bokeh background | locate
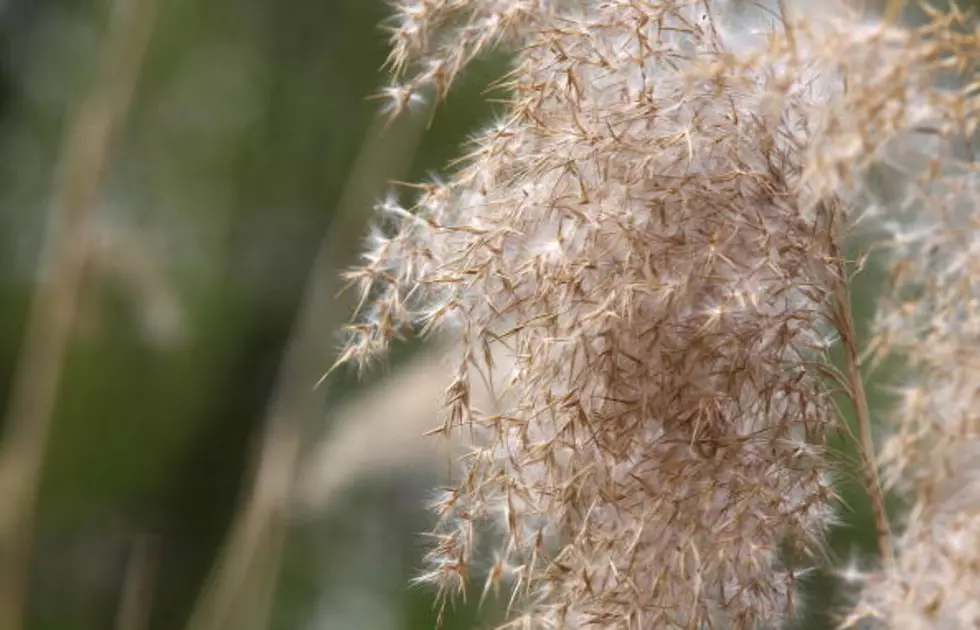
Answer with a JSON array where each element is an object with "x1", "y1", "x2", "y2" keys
[{"x1": 0, "y1": 0, "x2": 965, "y2": 629}]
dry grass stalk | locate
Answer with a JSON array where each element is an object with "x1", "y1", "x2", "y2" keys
[
  {"x1": 0, "y1": 0, "x2": 160, "y2": 626},
  {"x1": 296, "y1": 343, "x2": 483, "y2": 512},
  {"x1": 329, "y1": 0, "x2": 980, "y2": 628},
  {"x1": 184, "y1": 99, "x2": 434, "y2": 630},
  {"x1": 114, "y1": 534, "x2": 160, "y2": 630},
  {"x1": 837, "y1": 10, "x2": 980, "y2": 629}
]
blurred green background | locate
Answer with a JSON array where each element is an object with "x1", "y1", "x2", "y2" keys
[
  {"x1": 0, "y1": 0, "x2": 967, "y2": 629},
  {"x1": 0, "y1": 1, "x2": 508, "y2": 628}
]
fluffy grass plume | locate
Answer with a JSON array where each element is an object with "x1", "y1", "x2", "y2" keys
[{"x1": 332, "y1": 0, "x2": 980, "y2": 628}]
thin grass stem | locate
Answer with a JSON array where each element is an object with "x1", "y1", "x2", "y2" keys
[{"x1": 0, "y1": 0, "x2": 160, "y2": 626}]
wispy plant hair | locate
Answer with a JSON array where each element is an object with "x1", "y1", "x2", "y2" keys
[{"x1": 333, "y1": 1, "x2": 980, "y2": 628}]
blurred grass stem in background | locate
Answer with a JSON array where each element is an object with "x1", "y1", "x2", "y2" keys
[
  {"x1": 114, "y1": 534, "x2": 160, "y2": 630},
  {"x1": 0, "y1": 0, "x2": 161, "y2": 627},
  {"x1": 184, "y1": 95, "x2": 435, "y2": 630}
]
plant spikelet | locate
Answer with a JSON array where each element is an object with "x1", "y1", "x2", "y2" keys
[
  {"x1": 336, "y1": 0, "x2": 980, "y2": 628},
  {"x1": 839, "y1": 9, "x2": 980, "y2": 629}
]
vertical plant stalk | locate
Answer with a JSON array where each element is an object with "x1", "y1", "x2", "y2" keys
[
  {"x1": 0, "y1": 0, "x2": 160, "y2": 627},
  {"x1": 883, "y1": 0, "x2": 905, "y2": 23},
  {"x1": 184, "y1": 98, "x2": 434, "y2": 630},
  {"x1": 835, "y1": 271, "x2": 894, "y2": 565},
  {"x1": 114, "y1": 534, "x2": 160, "y2": 630}
]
